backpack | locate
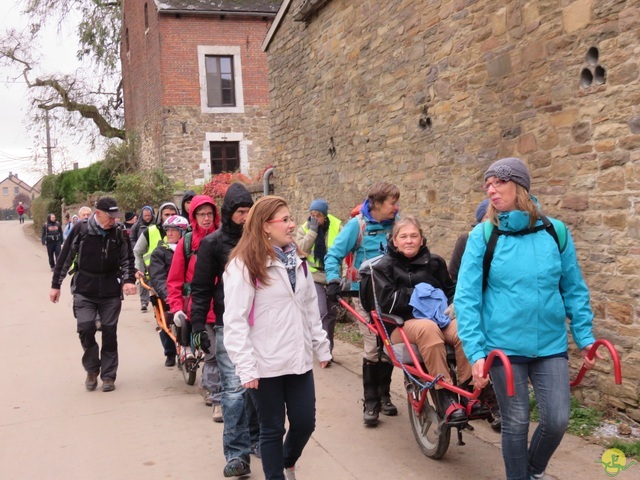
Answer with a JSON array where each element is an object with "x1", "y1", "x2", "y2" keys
[
  {"x1": 69, "y1": 221, "x2": 124, "y2": 275},
  {"x1": 181, "y1": 231, "x2": 197, "y2": 296},
  {"x1": 343, "y1": 214, "x2": 388, "y2": 285},
  {"x1": 357, "y1": 255, "x2": 385, "y2": 313},
  {"x1": 482, "y1": 214, "x2": 567, "y2": 290}
]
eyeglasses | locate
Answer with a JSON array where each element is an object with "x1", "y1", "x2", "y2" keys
[
  {"x1": 482, "y1": 179, "x2": 507, "y2": 191},
  {"x1": 195, "y1": 212, "x2": 215, "y2": 218},
  {"x1": 267, "y1": 216, "x2": 295, "y2": 224}
]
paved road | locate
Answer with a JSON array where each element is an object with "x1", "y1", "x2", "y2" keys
[{"x1": 0, "y1": 220, "x2": 610, "y2": 479}]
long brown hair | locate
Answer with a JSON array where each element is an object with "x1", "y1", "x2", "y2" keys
[
  {"x1": 487, "y1": 184, "x2": 540, "y2": 228},
  {"x1": 227, "y1": 195, "x2": 292, "y2": 287}
]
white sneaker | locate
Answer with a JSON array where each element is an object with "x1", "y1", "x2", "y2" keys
[{"x1": 284, "y1": 466, "x2": 296, "y2": 480}]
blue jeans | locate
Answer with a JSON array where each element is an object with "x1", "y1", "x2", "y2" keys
[
  {"x1": 249, "y1": 370, "x2": 316, "y2": 480},
  {"x1": 491, "y1": 357, "x2": 570, "y2": 480},
  {"x1": 215, "y1": 326, "x2": 251, "y2": 463},
  {"x1": 201, "y1": 324, "x2": 222, "y2": 404}
]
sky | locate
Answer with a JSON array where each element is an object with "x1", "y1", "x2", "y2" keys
[{"x1": 0, "y1": 1, "x2": 104, "y2": 186}]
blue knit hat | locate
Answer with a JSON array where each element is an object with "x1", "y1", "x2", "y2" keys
[
  {"x1": 475, "y1": 199, "x2": 490, "y2": 224},
  {"x1": 309, "y1": 198, "x2": 329, "y2": 216}
]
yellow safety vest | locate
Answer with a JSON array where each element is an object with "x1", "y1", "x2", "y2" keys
[
  {"x1": 302, "y1": 214, "x2": 341, "y2": 273},
  {"x1": 142, "y1": 225, "x2": 164, "y2": 267}
]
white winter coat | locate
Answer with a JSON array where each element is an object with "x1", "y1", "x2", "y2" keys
[{"x1": 223, "y1": 255, "x2": 332, "y2": 385}]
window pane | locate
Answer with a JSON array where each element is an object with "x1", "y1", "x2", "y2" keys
[
  {"x1": 205, "y1": 55, "x2": 235, "y2": 107},
  {"x1": 220, "y1": 57, "x2": 232, "y2": 74}
]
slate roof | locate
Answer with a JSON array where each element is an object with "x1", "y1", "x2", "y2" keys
[{"x1": 156, "y1": 0, "x2": 281, "y2": 14}]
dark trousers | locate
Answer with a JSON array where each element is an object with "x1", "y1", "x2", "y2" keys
[
  {"x1": 159, "y1": 330, "x2": 177, "y2": 357},
  {"x1": 73, "y1": 294, "x2": 122, "y2": 380},
  {"x1": 249, "y1": 370, "x2": 316, "y2": 480},
  {"x1": 46, "y1": 241, "x2": 61, "y2": 268}
]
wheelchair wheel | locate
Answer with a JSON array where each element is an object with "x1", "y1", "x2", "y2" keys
[
  {"x1": 407, "y1": 390, "x2": 451, "y2": 459},
  {"x1": 182, "y1": 357, "x2": 197, "y2": 386}
]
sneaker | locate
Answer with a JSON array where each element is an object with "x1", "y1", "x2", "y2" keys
[
  {"x1": 380, "y1": 396, "x2": 398, "y2": 416},
  {"x1": 102, "y1": 378, "x2": 116, "y2": 392},
  {"x1": 250, "y1": 442, "x2": 261, "y2": 459},
  {"x1": 223, "y1": 458, "x2": 250, "y2": 477},
  {"x1": 141, "y1": 305, "x2": 148, "y2": 312},
  {"x1": 164, "y1": 355, "x2": 176, "y2": 367},
  {"x1": 284, "y1": 466, "x2": 297, "y2": 480},
  {"x1": 212, "y1": 404, "x2": 224, "y2": 423},
  {"x1": 85, "y1": 372, "x2": 98, "y2": 391}
]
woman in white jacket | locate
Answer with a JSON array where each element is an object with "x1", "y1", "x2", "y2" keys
[{"x1": 223, "y1": 195, "x2": 331, "y2": 480}]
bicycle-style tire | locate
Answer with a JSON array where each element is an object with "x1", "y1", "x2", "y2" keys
[
  {"x1": 407, "y1": 388, "x2": 451, "y2": 459},
  {"x1": 182, "y1": 358, "x2": 197, "y2": 385}
]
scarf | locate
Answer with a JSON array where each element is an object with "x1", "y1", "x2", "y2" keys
[
  {"x1": 313, "y1": 217, "x2": 329, "y2": 269},
  {"x1": 274, "y1": 243, "x2": 298, "y2": 292}
]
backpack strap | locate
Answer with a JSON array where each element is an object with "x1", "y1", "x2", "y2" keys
[{"x1": 482, "y1": 215, "x2": 568, "y2": 290}]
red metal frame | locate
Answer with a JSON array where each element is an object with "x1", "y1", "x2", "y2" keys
[{"x1": 570, "y1": 339, "x2": 622, "y2": 387}]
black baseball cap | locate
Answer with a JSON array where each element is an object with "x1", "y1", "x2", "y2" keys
[{"x1": 95, "y1": 197, "x2": 122, "y2": 218}]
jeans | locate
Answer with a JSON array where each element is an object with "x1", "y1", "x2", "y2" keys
[
  {"x1": 74, "y1": 294, "x2": 122, "y2": 380},
  {"x1": 215, "y1": 326, "x2": 251, "y2": 463},
  {"x1": 490, "y1": 357, "x2": 570, "y2": 480},
  {"x1": 314, "y1": 282, "x2": 338, "y2": 353},
  {"x1": 201, "y1": 324, "x2": 222, "y2": 404},
  {"x1": 249, "y1": 370, "x2": 316, "y2": 480}
]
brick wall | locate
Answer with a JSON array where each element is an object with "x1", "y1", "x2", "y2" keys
[
  {"x1": 267, "y1": 0, "x2": 640, "y2": 419},
  {"x1": 122, "y1": 2, "x2": 274, "y2": 184}
]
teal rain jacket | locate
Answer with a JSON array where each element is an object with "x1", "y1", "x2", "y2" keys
[{"x1": 455, "y1": 209, "x2": 595, "y2": 365}]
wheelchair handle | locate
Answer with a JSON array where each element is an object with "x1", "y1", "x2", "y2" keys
[{"x1": 570, "y1": 339, "x2": 621, "y2": 387}]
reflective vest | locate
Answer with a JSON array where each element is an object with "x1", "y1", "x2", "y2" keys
[
  {"x1": 143, "y1": 225, "x2": 164, "y2": 267},
  {"x1": 302, "y1": 213, "x2": 341, "y2": 273}
]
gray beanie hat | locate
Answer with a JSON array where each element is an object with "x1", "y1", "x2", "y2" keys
[{"x1": 484, "y1": 157, "x2": 531, "y2": 191}]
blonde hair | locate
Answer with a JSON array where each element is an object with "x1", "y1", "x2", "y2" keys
[
  {"x1": 487, "y1": 184, "x2": 539, "y2": 228},
  {"x1": 228, "y1": 196, "x2": 300, "y2": 287},
  {"x1": 392, "y1": 215, "x2": 424, "y2": 239}
]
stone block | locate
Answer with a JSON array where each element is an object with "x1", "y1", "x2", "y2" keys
[
  {"x1": 608, "y1": 62, "x2": 639, "y2": 86},
  {"x1": 599, "y1": 150, "x2": 630, "y2": 170},
  {"x1": 562, "y1": 194, "x2": 589, "y2": 211},
  {"x1": 518, "y1": 133, "x2": 537, "y2": 154},
  {"x1": 571, "y1": 121, "x2": 592, "y2": 143},
  {"x1": 522, "y1": 40, "x2": 546, "y2": 64},
  {"x1": 562, "y1": 0, "x2": 592, "y2": 33},
  {"x1": 486, "y1": 53, "x2": 512, "y2": 78},
  {"x1": 549, "y1": 109, "x2": 579, "y2": 127},
  {"x1": 619, "y1": 135, "x2": 640, "y2": 150}
]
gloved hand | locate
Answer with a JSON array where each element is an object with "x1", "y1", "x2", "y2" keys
[
  {"x1": 174, "y1": 310, "x2": 187, "y2": 327},
  {"x1": 307, "y1": 216, "x2": 319, "y2": 233},
  {"x1": 326, "y1": 280, "x2": 342, "y2": 302},
  {"x1": 192, "y1": 331, "x2": 211, "y2": 354},
  {"x1": 444, "y1": 303, "x2": 456, "y2": 320}
]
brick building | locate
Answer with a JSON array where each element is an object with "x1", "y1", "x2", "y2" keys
[
  {"x1": 0, "y1": 173, "x2": 36, "y2": 211},
  {"x1": 121, "y1": 0, "x2": 279, "y2": 185},
  {"x1": 264, "y1": 0, "x2": 640, "y2": 418}
]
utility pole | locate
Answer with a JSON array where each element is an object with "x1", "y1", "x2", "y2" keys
[{"x1": 44, "y1": 110, "x2": 53, "y2": 175}]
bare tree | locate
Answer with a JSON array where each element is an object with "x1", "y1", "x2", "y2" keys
[{"x1": 0, "y1": 0, "x2": 125, "y2": 140}]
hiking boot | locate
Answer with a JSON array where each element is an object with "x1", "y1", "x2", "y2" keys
[
  {"x1": 284, "y1": 466, "x2": 297, "y2": 480},
  {"x1": 435, "y1": 388, "x2": 467, "y2": 424},
  {"x1": 363, "y1": 400, "x2": 380, "y2": 426},
  {"x1": 102, "y1": 378, "x2": 116, "y2": 392},
  {"x1": 250, "y1": 442, "x2": 261, "y2": 459},
  {"x1": 380, "y1": 395, "x2": 398, "y2": 416},
  {"x1": 141, "y1": 305, "x2": 148, "y2": 312},
  {"x1": 212, "y1": 404, "x2": 224, "y2": 423},
  {"x1": 85, "y1": 372, "x2": 98, "y2": 391},
  {"x1": 164, "y1": 355, "x2": 176, "y2": 367},
  {"x1": 223, "y1": 458, "x2": 250, "y2": 477}
]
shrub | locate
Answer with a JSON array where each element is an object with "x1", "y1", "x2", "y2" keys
[
  {"x1": 113, "y1": 168, "x2": 175, "y2": 212},
  {"x1": 30, "y1": 196, "x2": 61, "y2": 235},
  {"x1": 202, "y1": 172, "x2": 252, "y2": 201}
]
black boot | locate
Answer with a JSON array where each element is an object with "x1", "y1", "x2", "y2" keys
[
  {"x1": 362, "y1": 360, "x2": 380, "y2": 426},
  {"x1": 434, "y1": 388, "x2": 467, "y2": 424},
  {"x1": 378, "y1": 361, "x2": 398, "y2": 416}
]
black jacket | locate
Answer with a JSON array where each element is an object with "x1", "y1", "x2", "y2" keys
[
  {"x1": 42, "y1": 217, "x2": 62, "y2": 245},
  {"x1": 148, "y1": 240, "x2": 174, "y2": 302},
  {"x1": 372, "y1": 239, "x2": 455, "y2": 320},
  {"x1": 51, "y1": 215, "x2": 136, "y2": 298},
  {"x1": 190, "y1": 183, "x2": 253, "y2": 330}
]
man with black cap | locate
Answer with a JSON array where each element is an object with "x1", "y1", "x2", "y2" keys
[{"x1": 50, "y1": 196, "x2": 137, "y2": 392}]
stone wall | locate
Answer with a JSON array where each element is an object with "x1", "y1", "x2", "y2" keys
[{"x1": 267, "y1": 0, "x2": 640, "y2": 418}]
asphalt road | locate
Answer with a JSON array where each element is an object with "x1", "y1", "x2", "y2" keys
[{"x1": 0, "y1": 220, "x2": 611, "y2": 479}]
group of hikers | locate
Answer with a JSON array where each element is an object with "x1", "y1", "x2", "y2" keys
[{"x1": 46, "y1": 156, "x2": 599, "y2": 480}]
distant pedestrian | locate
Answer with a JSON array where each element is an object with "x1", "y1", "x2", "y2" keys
[
  {"x1": 181, "y1": 190, "x2": 196, "y2": 221},
  {"x1": 130, "y1": 206, "x2": 156, "y2": 311},
  {"x1": 49, "y1": 197, "x2": 137, "y2": 393},
  {"x1": 123, "y1": 211, "x2": 137, "y2": 237},
  {"x1": 63, "y1": 215, "x2": 80, "y2": 242},
  {"x1": 41, "y1": 213, "x2": 62, "y2": 272},
  {"x1": 78, "y1": 206, "x2": 92, "y2": 221},
  {"x1": 16, "y1": 202, "x2": 25, "y2": 224}
]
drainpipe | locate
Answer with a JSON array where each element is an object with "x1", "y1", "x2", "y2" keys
[{"x1": 263, "y1": 167, "x2": 274, "y2": 196}]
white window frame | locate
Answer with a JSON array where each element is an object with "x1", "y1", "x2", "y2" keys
[
  {"x1": 197, "y1": 131, "x2": 252, "y2": 185},
  {"x1": 197, "y1": 46, "x2": 245, "y2": 114},
  {"x1": 2, "y1": 187, "x2": 8, "y2": 196}
]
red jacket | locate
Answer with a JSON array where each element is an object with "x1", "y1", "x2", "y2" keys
[
  {"x1": 17, "y1": 205, "x2": 25, "y2": 215},
  {"x1": 167, "y1": 195, "x2": 219, "y2": 323}
]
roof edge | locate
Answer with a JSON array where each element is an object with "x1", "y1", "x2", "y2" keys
[{"x1": 262, "y1": 0, "x2": 292, "y2": 52}]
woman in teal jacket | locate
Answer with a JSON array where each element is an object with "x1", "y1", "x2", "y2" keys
[
  {"x1": 325, "y1": 181, "x2": 400, "y2": 427},
  {"x1": 455, "y1": 157, "x2": 598, "y2": 480}
]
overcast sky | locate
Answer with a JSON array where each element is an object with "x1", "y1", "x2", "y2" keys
[{"x1": 0, "y1": 1, "x2": 103, "y2": 186}]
